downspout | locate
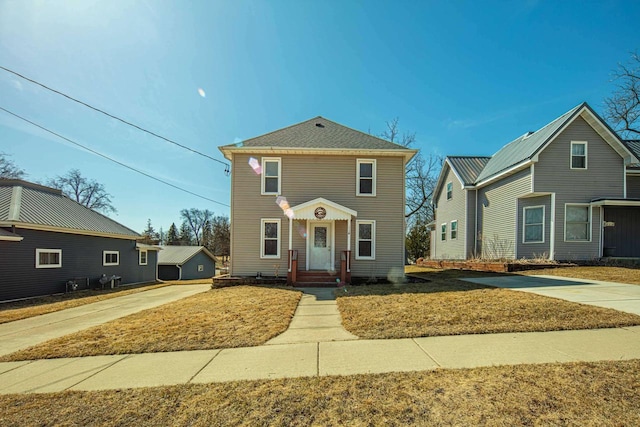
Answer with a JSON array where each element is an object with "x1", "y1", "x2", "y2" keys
[
  {"x1": 549, "y1": 193, "x2": 556, "y2": 260},
  {"x1": 474, "y1": 189, "x2": 478, "y2": 257},
  {"x1": 177, "y1": 264, "x2": 182, "y2": 280}
]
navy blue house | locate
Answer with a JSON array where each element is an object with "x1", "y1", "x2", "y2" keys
[{"x1": 0, "y1": 179, "x2": 160, "y2": 301}]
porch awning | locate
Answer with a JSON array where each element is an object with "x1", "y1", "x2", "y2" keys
[
  {"x1": 291, "y1": 197, "x2": 357, "y2": 220},
  {"x1": 591, "y1": 198, "x2": 640, "y2": 207}
]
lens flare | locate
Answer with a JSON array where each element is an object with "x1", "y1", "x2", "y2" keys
[
  {"x1": 197, "y1": 88, "x2": 206, "y2": 97},
  {"x1": 248, "y1": 157, "x2": 262, "y2": 175}
]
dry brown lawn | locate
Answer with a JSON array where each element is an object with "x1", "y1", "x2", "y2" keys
[
  {"x1": 0, "y1": 283, "x2": 169, "y2": 324},
  {"x1": 337, "y1": 267, "x2": 640, "y2": 339},
  {"x1": 1, "y1": 360, "x2": 638, "y2": 426},
  {"x1": 520, "y1": 265, "x2": 640, "y2": 284},
  {"x1": 1, "y1": 286, "x2": 301, "y2": 361}
]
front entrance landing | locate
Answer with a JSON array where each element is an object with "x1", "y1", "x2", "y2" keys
[{"x1": 266, "y1": 288, "x2": 358, "y2": 344}]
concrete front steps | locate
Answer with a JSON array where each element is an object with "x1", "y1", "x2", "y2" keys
[{"x1": 294, "y1": 271, "x2": 341, "y2": 287}]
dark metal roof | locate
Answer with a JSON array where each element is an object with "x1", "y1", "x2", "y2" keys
[
  {"x1": 0, "y1": 179, "x2": 140, "y2": 238},
  {"x1": 219, "y1": 116, "x2": 410, "y2": 151},
  {"x1": 447, "y1": 156, "x2": 492, "y2": 185},
  {"x1": 476, "y1": 103, "x2": 585, "y2": 182},
  {"x1": 158, "y1": 245, "x2": 216, "y2": 265}
]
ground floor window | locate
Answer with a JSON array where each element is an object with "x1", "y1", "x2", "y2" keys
[
  {"x1": 523, "y1": 206, "x2": 544, "y2": 243},
  {"x1": 356, "y1": 220, "x2": 375, "y2": 259},
  {"x1": 36, "y1": 248, "x2": 62, "y2": 268},
  {"x1": 441, "y1": 223, "x2": 447, "y2": 241},
  {"x1": 261, "y1": 218, "x2": 281, "y2": 258},
  {"x1": 103, "y1": 250, "x2": 120, "y2": 266},
  {"x1": 139, "y1": 250, "x2": 148, "y2": 265},
  {"x1": 450, "y1": 220, "x2": 458, "y2": 240},
  {"x1": 565, "y1": 204, "x2": 591, "y2": 241}
]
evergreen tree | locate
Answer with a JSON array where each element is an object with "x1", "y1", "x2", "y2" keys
[
  {"x1": 179, "y1": 220, "x2": 193, "y2": 246},
  {"x1": 166, "y1": 223, "x2": 179, "y2": 246},
  {"x1": 141, "y1": 218, "x2": 159, "y2": 244},
  {"x1": 406, "y1": 216, "x2": 430, "y2": 263}
]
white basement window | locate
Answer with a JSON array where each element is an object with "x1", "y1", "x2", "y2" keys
[
  {"x1": 36, "y1": 249, "x2": 62, "y2": 269},
  {"x1": 103, "y1": 250, "x2": 120, "y2": 266}
]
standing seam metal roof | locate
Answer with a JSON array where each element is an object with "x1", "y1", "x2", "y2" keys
[
  {"x1": 447, "y1": 156, "x2": 492, "y2": 185},
  {"x1": 0, "y1": 180, "x2": 140, "y2": 238},
  {"x1": 157, "y1": 246, "x2": 216, "y2": 265}
]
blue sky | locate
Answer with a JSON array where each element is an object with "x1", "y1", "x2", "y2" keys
[{"x1": 1, "y1": 0, "x2": 638, "y2": 233}]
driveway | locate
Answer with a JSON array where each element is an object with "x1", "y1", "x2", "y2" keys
[
  {"x1": 0, "y1": 284, "x2": 210, "y2": 357},
  {"x1": 463, "y1": 275, "x2": 640, "y2": 316}
]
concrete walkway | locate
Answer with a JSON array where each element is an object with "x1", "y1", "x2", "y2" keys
[
  {"x1": 463, "y1": 275, "x2": 640, "y2": 315},
  {"x1": 1, "y1": 326, "x2": 639, "y2": 394},
  {"x1": 266, "y1": 287, "x2": 358, "y2": 345},
  {"x1": 0, "y1": 284, "x2": 211, "y2": 357}
]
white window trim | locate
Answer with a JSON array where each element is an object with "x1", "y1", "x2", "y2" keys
[
  {"x1": 450, "y1": 220, "x2": 458, "y2": 240},
  {"x1": 139, "y1": 250, "x2": 148, "y2": 266},
  {"x1": 356, "y1": 159, "x2": 377, "y2": 197},
  {"x1": 446, "y1": 182, "x2": 453, "y2": 200},
  {"x1": 260, "y1": 218, "x2": 281, "y2": 259},
  {"x1": 564, "y1": 203, "x2": 592, "y2": 242},
  {"x1": 103, "y1": 250, "x2": 120, "y2": 266},
  {"x1": 35, "y1": 248, "x2": 62, "y2": 269},
  {"x1": 261, "y1": 157, "x2": 281, "y2": 195},
  {"x1": 355, "y1": 220, "x2": 376, "y2": 260},
  {"x1": 570, "y1": 141, "x2": 588, "y2": 170},
  {"x1": 441, "y1": 223, "x2": 447, "y2": 241},
  {"x1": 523, "y1": 205, "x2": 545, "y2": 244},
  {"x1": 198, "y1": 265, "x2": 204, "y2": 272}
]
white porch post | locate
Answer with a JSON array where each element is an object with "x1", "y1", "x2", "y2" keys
[
  {"x1": 347, "y1": 217, "x2": 352, "y2": 251},
  {"x1": 288, "y1": 217, "x2": 293, "y2": 252}
]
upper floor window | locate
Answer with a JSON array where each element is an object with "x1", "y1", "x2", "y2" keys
[
  {"x1": 446, "y1": 182, "x2": 453, "y2": 200},
  {"x1": 261, "y1": 157, "x2": 281, "y2": 195},
  {"x1": 565, "y1": 204, "x2": 591, "y2": 242},
  {"x1": 356, "y1": 220, "x2": 376, "y2": 259},
  {"x1": 261, "y1": 218, "x2": 281, "y2": 259},
  {"x1": 103, "y1": 250, "x2": 120, "y2": 266},
  {"x1": 357, "y1": 159, "x2": 376, "y2": 196},
  {"x1": 36, "y1": 248, "x2": 62, "y2": 268},
  {"x1": 523, "y1": 206, "x2": 544, "y2": 243},
  {"x1": 450, "y1": 220, "x2": 458, "y2": 240},
  {"x1": 571, "y1": 141, "x2": 587, "y2": 169},
  {"x1": 139, "y1": 250, "x2": 148, "y2": 266},
  {"x1": 441, "y1": 223, "x2": 447, "y2": 241}
]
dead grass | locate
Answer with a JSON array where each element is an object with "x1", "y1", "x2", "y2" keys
[
  {"x1": 0, "y1": 283, "x2": 169, "y2": 324},
  {"x1": 520, "y1": 265, "x2": 640, "y2": 285},
  {"x1": 1, "y1": 286, "x2": 301, "y2": 361},
  {"x1": 160, "y1": 278, "x2": 214, "y2": 285},
  {"x1": 0, "y1": 359, "x2": 638, "y2": 426},
  {"x1": 337, "y1": 268, "x2": 640, "y2": 339}
]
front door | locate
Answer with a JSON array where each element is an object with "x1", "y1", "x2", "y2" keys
[{"x1": 310, "y1": 222, "x2": 332, "y2": 270}]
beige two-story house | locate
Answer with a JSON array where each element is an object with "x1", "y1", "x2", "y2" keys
[{"x1": 219, "y1": 117, "x2": 416, "y2": 285}]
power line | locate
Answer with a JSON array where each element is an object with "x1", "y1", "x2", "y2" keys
[
  {"x1": 0, "y1": 106, "x2": 230, "y2": 208},
  {"x1": 0, "y1": 65, "x2": 230, "y2": 173}
]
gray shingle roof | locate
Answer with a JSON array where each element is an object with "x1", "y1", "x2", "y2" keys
[
  {"x1": 220, "y1": 116, "x2": 409, "y2": 151},
  {"x1": 475, "y1": 103, "x2": 585, "y2": 182},
  {"x1": 0, "y1": 179, "x2": 139, "y2": 238},
  {"x1": 447, "y1": 156, "x2": 492, "y2": 185},
  {"x1": 158, "y1": 246, "x2": 216, "y2": 265}
]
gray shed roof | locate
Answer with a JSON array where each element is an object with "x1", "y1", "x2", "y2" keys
[
  {"x1": 0, "y1": 179, "x2": 140, "y2": 239},
  {"x1": 447, "y1": 156, "x2": 492, "y2": 185},
  {"x1": 475, "y1": 103, "x2": 584, "y2": 182},
  {"x1": 219, "y1": 116, "x2": 414, "y2": 153},
  {"x1": 158, "y1": 246, "x2": 216, "y2": 265}
]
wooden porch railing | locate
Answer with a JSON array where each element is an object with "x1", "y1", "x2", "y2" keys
[{"x1": 340, "y1": 250, "x2": 351, "y2": 285}]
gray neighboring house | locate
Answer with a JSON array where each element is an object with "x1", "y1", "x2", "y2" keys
[
  {"x1": 218, "y1": 116, "x2": 416, "y2": 285},
  {"x1": 0, "y1": 179, "x2": 159, "y2": 301},
  {"x1": 158, "y1": 246, "x2": 216, "y2": 281},
  {"x1": 431, "y1": 102, "x2": 640, "y2": 261}
]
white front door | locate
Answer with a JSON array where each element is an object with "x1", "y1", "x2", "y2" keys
[{"x1": 309, "y1": 222, "x2": 333, "y2": 270}]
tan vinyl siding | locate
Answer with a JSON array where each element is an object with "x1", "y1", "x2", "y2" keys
[
  {"x1": 517, "y1": 195, "x2": 551, "y2": 258},
  {"x1": 534, "y1": 116, "x2": 623, "y2": 260},
  {"x1": 230, "y1": 153, "x2": 405, "y2": 277},
  {"x1": 432, "y1": 166, "x2": 466, "y2": 259},
  {"x1": 627, "y1": 174, "x2": 640, "y2": 198},
  {"x1": 478, "y1": 168, "x2": 532, "y2": 259}
]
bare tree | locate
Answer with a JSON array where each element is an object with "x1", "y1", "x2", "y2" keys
[
  {"x1": 604, "y1": 52, "x2": 640, "y2": 138},
  {"x1": 0, "y1": 153, "x2": 26, "y2": 179},
  {"x1": 380, "y1": 118, "x2": 442, "y2": 222},
  {"x1": 47, "y1": 169, "x2": 116, "y2": 213},
  {"x1": 180, "y1": 208, "x2": 214, "y2": 246}
]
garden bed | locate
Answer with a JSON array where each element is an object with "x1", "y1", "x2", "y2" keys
[{"x1": 417, "y1": 258, "x2": 574, "y2": 273}]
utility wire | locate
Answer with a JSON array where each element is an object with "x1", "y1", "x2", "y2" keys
[
  {"x1": 0, "y1": 66, "x2": 230, "y2": 173},
  {"x1": 0, "y1": 106, "x2": 230, "y2": 208}
]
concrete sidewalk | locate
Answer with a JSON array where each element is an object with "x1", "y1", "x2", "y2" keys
[
  {"x1": 1, "y1": 325, "x2": 639, "y2": 394},
  {"x1": 463, "y1": 275, "x2": 640, "y2": 315},
  {"x1": 0, "y1": 284, "x2": 211, "y2": 357}
]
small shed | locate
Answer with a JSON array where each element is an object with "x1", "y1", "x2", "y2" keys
[{"x1": 158, "y1": 246, "x2": 216, "y2": 281}]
